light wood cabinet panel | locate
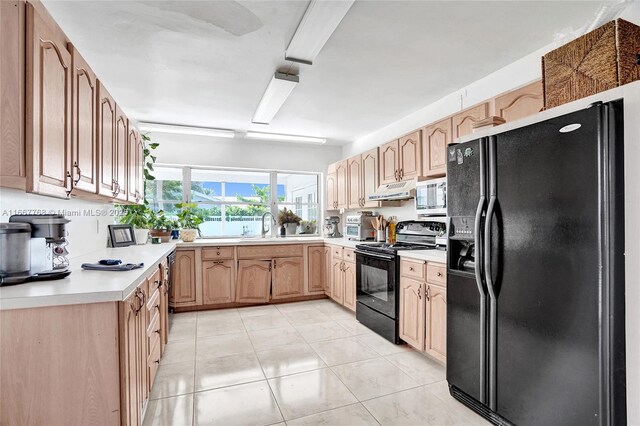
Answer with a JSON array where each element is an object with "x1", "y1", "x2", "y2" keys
[
  {"x1": 127, "y1": 126, "x2": 141, "y2": 203},
  {"x1": 120, "y1": 291, "x2": 141, "y2": 426},
  {"x1": 361, "y1": 148, "x2": 380, "y2": 208},
  {"x1": 308, "y1": 246, "x2": 325, "y2": 294},
  {"x1": 324, "y1": 246, "x2": 331, "y2": 294},
  {"x1": 137, "y1": 280, "x2": 149, "y2": 404},
  {"x1": 400, "y1": 258, "x2": 426, "y2": 281},
  {"x1": 69, "y1": 45, "x2": 97, "y2": 195},
  {"x1": 97, "y1": 81, "x2": 116, "y2": 197},
  {"x1": 171, "y1": 250, "x2": 197, "y2": 306},
  {"x1": 25, "y1": 3, "x2": 72, "y2": 198},
  {"x1": 237, "y1": 244, "x2": 303, "y2": 259},
  {"x1": 426, "y1": 263, "x2": 446, "y2": 286},
  {"x1": 331, "y1": 257, "x2": 344, "y2": 304},
  {"x1": 452, "y1": 103, "x2": 489, "y2": 140},
  {"x1": 422, "y1": 118, "x2": 451, "y2": 177},
  {"x1": 335, "y1": 159, "x2": 348, "y2": 209},
  {"x1": 202, "y1": 260, "x2": 235, "y2": 305},
  {"x1": 202, "y1": 246, "x2": 234, "y2": 260},
  {"x1": 114, "y1": 106, "x2": 128, "y2": 201},
  {"x1": 272, "y1": 257, "x2": 304, "y2": 299},
  {"x1": 159, "y1": 261, "x2": 169, "y2": 356},
  {"x1": 399, "y1": 131, "x2": 421, "y2": 180},
  {"x1": 326, "y1": 162, "x2": 337, "y2": 210},
  {"x1": 347, "y1": 155, "x2": 362, "y2": 209},
  {"x1": 136, "y1": 135, "x2": 144, "y2": 204},
  {"x1": 494, "y1": 80, "x2": 543, "y2": 123},
  {"x1": 236, "y1": 260, "x2": 272, "y2": 303},
  {"x1": 399, "y1": 277, "x2": 425, "y2": 351},
  {"x1": 0, "y1": 0, "x2": 26, "y2": 189},
  {"x1": 343, "y1": 260, "x2": 356, "y2": 312},
  {"x1": 425, "y1": 284, "x2": 447, "y2": 364},
  {"x1": 379, "y1": 140, "x2": 399, "y2": 184}
]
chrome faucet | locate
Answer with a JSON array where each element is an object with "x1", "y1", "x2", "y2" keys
[{"x1": 261, "y1": 212, "x2": 276, "y2": 238}]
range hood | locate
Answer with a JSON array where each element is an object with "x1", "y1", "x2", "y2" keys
[{"x1": 368, "y1": 179, "x2": 416, "y2": 201}]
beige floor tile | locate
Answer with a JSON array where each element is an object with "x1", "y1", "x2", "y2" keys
[
  {"x1": 286, "y1": 403, "x2": 379, "y2": 426},
  {"x1": 168, "y1": 321, "x2": 197, "y2": 342},
  {"x1": 294, "y1": 321, "x2": 353, "y2": 343},
  {"x1": 238, "y1": 304, "x2": 280, "y2": 318},
  {"x1": 160, "y1": 339, "x2": 196, "y2": 366},
  {"x1": 195, "y1": 352, "x2": 265, "y2": 392},
  {"x1": 143, "y1": 394, "x2": 193, "y2": 426},
  {"x1": 310, "y1": 337, "x2": 379, "y2": 366},
  {"x1": 331, "y1": 357, "x2": 420, "y2": 401},
  {"x1": 197, "y1": 308, "x2": 240, "y2": 321},
  {"x1": 314, "y1": 304, "x2": 357, "y2": 320},
  {"x1": 194, "y1": 381, "x2": 283, "y2": 426},
  {"x1": 149, "y1": 361, "x2": 195, "y2": 400},
  {"x1": 196, "y1": 316, "x2": 246, "y2": 338},
  {"x1": 169, "y1": 312, "x2": 197, "y2": 325},
  {"x1": 384, "y1": 350, "x2": 445, "y2": 385},
  {"x1": 196, "y1": 332, "x2": 254, "y2": 360},
  {"x1": 423, "y1": 381, "x2": 492, "y2": 425},
  {"x1": 335, "y1": 319, "x2": 376, "y2": 336},
  {"x1": 275, "y1": 301, "x2": 322, "y2": 313},
  {"x1": 248, "y1": 326, "x2": 306, "y2": 351},
  {"x1": 357, "y1": 333, "x2": 413, "y2": 356},
  {"x1": 241, "y1": 313, "x2": 291, "y2": 331},
  {"x1": 283, "y1": 309, "x2": 333, "y2": 326},
  {"x1": 268, "y1": 368, "x2": 357, "y2": 420},
  {"x1": 255, "y1": 342, "x2": 326, "y2": 378}
]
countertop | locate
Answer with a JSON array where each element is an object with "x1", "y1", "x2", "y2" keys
[
  {"x1": 398, "y1": 249, "x2": 447, "y2": 264},
  {"x1": 178, "y1": 236, "x2": 366, "y2": 249},
  {"x1": 0, "y1": 243, "x2": 177, "y2": 310}
]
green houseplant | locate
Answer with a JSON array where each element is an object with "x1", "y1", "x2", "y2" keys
[
  {"x1": 277, "y1": 208, "x2": 302, "y2": 235},
  {"x1": 149, "y1": 210, "x2": 173, "y2": 242},
  {"x1": 299, "y1": 220, "x2": 317, "y2": 234},
  {"x1": 175, "y1": 202, "x2": 204, "y2": 242},
  {"x1": 117, "y1": 204, "x2": 151, "y2": 245}
]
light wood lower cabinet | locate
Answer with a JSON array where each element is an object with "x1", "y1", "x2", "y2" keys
[
  {"x1": 328, "y1": 247, "x2": 355, "y2": 312},
  {"x1": 399, "y1": 277, "x2": 425, "y2": 350},
  {"x1": 236, "y1": 260, "x2": 272, "y2": 303},
  {"x1": 120, "y1": 289, "x2": 143, "y2": 426},
  {"x1": 171, "y1": 250, "x2": 197, "y2": 307},
  {"x1": 202, "y1": 260, "x2": 235, "y2": 304},
  {"x1": 343, "y1": 260, "x2": 356, "y2": 311},
  {"x1": 307, "y1": 246, "x2": 326, "y2": 294},
  {"x1": 425, "y1": 284, "x2": 447, "y2": 363},
  {"x1": 330, "y1": 255, "x2": 344, "y2": 305},
  {"x1": 272, "y1": 257, "x2": 304, "y2": 299}
]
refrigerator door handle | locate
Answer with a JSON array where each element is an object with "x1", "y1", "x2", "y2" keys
[
  {"x1": 484, "y1": 193, "x2": 497, "y2": 411},
  {"x1": 474, "y1": 194, "x2": 488, "y2": 404}
]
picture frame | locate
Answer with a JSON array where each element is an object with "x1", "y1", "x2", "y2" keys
[{"x1": 108, "y1": 224, "x2": 137, "y2": 247}]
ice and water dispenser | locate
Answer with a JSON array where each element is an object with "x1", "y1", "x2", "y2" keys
[{"x1": 448, "y1": 216, "x2": 477, "y2": 274}]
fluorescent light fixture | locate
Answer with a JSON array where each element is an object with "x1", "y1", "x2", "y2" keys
[
  {"x1": 285, "y1": 0, "x2": 355, "y2": 65},
  {"x1": 252, "y1": 72, "x2": 299, "y2": 125},
  {"x1": 138, "y1": 122, "x2": 235, "y2": 138},
  {"x1": 245, "y1": 131, "x2": 326, "y2": 145}
]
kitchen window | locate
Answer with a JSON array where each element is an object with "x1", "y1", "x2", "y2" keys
[{"x1": 147, "y1": 166, "x2": 320, "y2": 237}]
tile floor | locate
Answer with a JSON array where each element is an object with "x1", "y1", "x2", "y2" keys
[{"x1": 143, "y1": 299, "x2": 490, "y2": 426}]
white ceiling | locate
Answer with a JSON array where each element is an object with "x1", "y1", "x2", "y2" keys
[{"x1": 44, "y1": 1, "x2": 612, "y2": 145}]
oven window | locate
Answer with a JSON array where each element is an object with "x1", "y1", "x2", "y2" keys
[{"x1": 361, "y1": 264, "x2": 389, "y2": 301}]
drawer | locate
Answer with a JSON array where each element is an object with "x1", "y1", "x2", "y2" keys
[
  {"x1": 146, "y1": 287, "x2": 160, "y2": 312},
  {"x1": 331, "y1": 246, "x2": 344, "y2": 260},
  {"x1": 400, "y1": 259, "x2": 426, "y2": 280},
  {"x1": 147, "y1": 309, "x2": 160, "y2": 338},
  {"x1": 343, "y1": 248, "x2": 355, "y2": 261},
  {"x1": 147, "y1": 334, "x2": 161, "y2": 388},
  {"x1": 202, "y1": 246, "x2": 234, "y2": 260},
  {"x1": 148, "y1": 268, "x2": 161, "y2": 290},
  {"x1": 426, "y1": 263, "x2": 446, "y2": 286},
  {"x1": 237, "y1": 244, "x2": 303, "y2": 259}
]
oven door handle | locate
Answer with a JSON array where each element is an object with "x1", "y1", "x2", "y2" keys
[{"x1": 354, "y1": 250, "x2": 396, "y2": 261}]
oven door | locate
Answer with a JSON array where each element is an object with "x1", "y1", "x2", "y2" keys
[
  {"x1": 416, "y1": 180, "x2": 447, "y2": 216},
  {"x1": 355, "y1": 250, "x2": 397, "y2": 318}
]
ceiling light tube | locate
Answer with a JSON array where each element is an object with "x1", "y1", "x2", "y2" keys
[
  {"x1": 252, "y1": 72, "x2": 299, "y2": 125},
  {"x1": 138, "y1": 122, "x2": 235, "y2": 138},
  {"x1": 245, "y1": 131, "x2": 326, "y2": 145},
  {"x1": 285, "y1": 0, "x2": 355, "y2": 65}
]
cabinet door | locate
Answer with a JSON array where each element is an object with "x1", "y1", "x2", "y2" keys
[
  {"x1": 127, "y1": 127, "x2": 141, "y2": 203},
  {"x1": 343, "y1": 260, "x2": 356, "y2": 312},
  {"x1": 379, "y1": 140, "x2": 399, "y2": 184},
  {"x1": 137, "y1": 135, "x2": 144, "y2": 204},
  {"x1": 335, "y1": 159, "x2": 348, "y2": 209},
  {"x1": 236, "y1": 260, "x2": 271, "y2": 303},
  {"x1": 399, "y1": 131, "x2": 421, "y2": 180},
  {"x1": 171, "y1": 250, "x2": 197, "y2": 306},
  {"x1": 361, "y1": 148, "x2": 380, "y2": 208},
  {"x1": 347, "y1": 155, "x2": 362, "y2": 209},
  {"x1": 330, "y1": 258, "x2": 344, "y2": 304},
  {"x1": 25, "y1": 4, "x2": 72, "y2": 198},
  {"x1": 308, "y1": 246, "x2": 325, "y2": 294},
  {"x1": 97, "y1": 82, "x2": 116, "y2": 197},
  {"x1": 202, "y1": 260, "x2": 235, "y2": 305},
  {"x1": 114, "y1": 106, "x2": 128, "y2": 201},
  {"x1": 452, "y1": 103, "x2": 488, "y2": 140},
  {"x1": 159, "y1": 261, "x2": 169, "y2": 355},
  {"x1": 399, "y1": 278, "x2": 425, "y2": 351},
  {"x1": 119, "y1": 290, "x2": 141, "y2": 426},
  {"x1": 323, "y1": 246, "x2": 331, "y2": 294},
  {"x1": 69, "y1": 45, "x2": 97, "y2": 195},
  {"x1": 494, "y1": 80, "x2": 543, "y2": 123},
  {"x1": 137, "y1": 281, "x2": 149, "y2": 404},
  {"x1": 272, "y1": 257, "x2": 304, "y2": 299},
  {"x1": 326, "y1": 163, "x2": 337, "y2": 210},
  {"x1": 422, "y1": 118, "x2": 451, "y2": 177},
  {"x1": 425, "y1": 284, "x2": 447, "y2": 363}
]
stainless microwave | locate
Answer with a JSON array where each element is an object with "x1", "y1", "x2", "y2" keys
[{"x1": 415, "y1": 178, "x2": 447, "y2": 216}]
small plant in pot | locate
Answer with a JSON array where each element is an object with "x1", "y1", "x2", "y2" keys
[
  {"x1": 277, "y1": 208, "x2": 302, "y2": 236},
  {"x1": 149, "y1": 210, "x2": 174, "y2": 243},
  {"x1": 117, "y1": 204, "x2": 151, "y2": 245},
  {"x1": 299, "y1": 220, "x2": 317, "y2": 234},
  {"x1": 176, "y1": 202, "x2": 204, "y2": 242}
]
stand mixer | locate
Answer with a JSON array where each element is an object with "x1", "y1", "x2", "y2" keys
[{"x1": 324, "y1": 216, "x2": 342, "y2": 238}]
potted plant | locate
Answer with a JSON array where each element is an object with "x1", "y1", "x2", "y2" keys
[
  {"x1": 277, "y1": 208, "x2": 302, "y2": 236},
  {"x1": 117, "y1": 204, "x2": 151, "y2": 245},
  {"x1": 176, "y1": 202, "x2": 204, "y2": 242},
  {"x1": 149, "y1": 210, "x2": 173, "y2": 242},
  {"x1": 299, "y1": 220, "x2": 317, "y2": 234},
  {"x1": 169, "y1": 219, "x2": 181, "y2": 240}
]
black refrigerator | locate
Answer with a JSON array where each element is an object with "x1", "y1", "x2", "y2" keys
[{"x1": 446, "y1": 100, "x2": 626, "y2": 426}]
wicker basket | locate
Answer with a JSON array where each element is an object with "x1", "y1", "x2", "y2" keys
[{"x1": 542, "y1": 18, "x2": 640, "y2": 109}]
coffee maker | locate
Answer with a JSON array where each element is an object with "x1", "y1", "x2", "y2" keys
[{"x1": 324, "y1": 216, "x2": 342, "y2": 238}]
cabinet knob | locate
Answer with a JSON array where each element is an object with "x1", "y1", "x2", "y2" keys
[
  {"x1": 217, "y1": 252, "x2": 220, "y2": 255},
  {"x1": 437, "y1": 272, "x2": 442, "y2": 277},
  {"x1": 409, "y1": 266, "x2": 414, "y2": 271}
]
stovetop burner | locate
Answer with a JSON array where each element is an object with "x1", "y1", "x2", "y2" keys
[{"x1": 355, "y1": 241, "x2": 440, "y2": 255}]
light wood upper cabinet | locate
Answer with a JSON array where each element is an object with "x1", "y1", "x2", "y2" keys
[
  {"x1": 399, "y1": 277, "x2": 425, "y2": 351},
  {"x1": 326, "y1": 163, "x2": 337, "y2": 210},
  {"x1": 114, "y1": 106, "x2": 128, "y2": 201},
  {"x1": 422, "y1": 118, "x2": 451, "y2": 177},
  {"x1": 343, "y1": 260, "x2": 356, "y2": 312},
  {"x1": 171, "y1": 250, "x2": 197, "y2": 306},
  {"x1": 127, "y1": 126, "x2": 142, "y2": 204},
  {"x1": 97, "y1": 81, "x2": 116, "y2": 198},
  {"x1": 236, "y1": 260, "x2": 271, "y2": 303},
  {"x1": 347, "y1": 155, "x2": 362, "y2": 209},
  {"x1": 379, "y1": 140, "x2": 399, "y2": 184},
  {"x1": 361, "y1": 148, "x2": 379, "y2": 208},
  {"x1": 398, "y1": 131, "x2": 421, "y2": 180},
  {"x1": 494, "y1": 80, "x2": 543, "y2": 123},
  {"x1": 452, "y1": 103, "x2": 488, "y2": 140},
  {"x1": 202, "y1": 260, "x2": 235, "y2": 305},
  {"x1": 425, "y1": 284, "x2": 447, "y2": 363},
  {"x1": 272, "y1": 257, "x2": 304, "y2": 299},
  {"x1": 335, "y1": 159, "x2": 348, "y2": 210},
  {"x1": 25, "y1": 3, "x2": 72, "y2": 198},
  {"x1": 308, "y1": 246, "x2": 325, "y2": 294},
  {"x1": 69, "y1": 44, "x2": 97, "y2": 195}
]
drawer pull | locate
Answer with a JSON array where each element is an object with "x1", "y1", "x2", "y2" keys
[
  {"x1": 409, "y1": 266, "x2": 414, "y2": 271},
  {"x1": 217, "y1": 252, "x2": 220, "y2": 255},
  {"x1": 437, "y1": 272, "x2": 442, "y2": 277},
  {"x1": 155, "y1": 360, "x2": 160, "y2": 364}
]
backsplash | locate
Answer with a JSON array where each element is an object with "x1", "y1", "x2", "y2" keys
[{"x1": 0, "y1": 188, "x2": 115, "y2": 258}]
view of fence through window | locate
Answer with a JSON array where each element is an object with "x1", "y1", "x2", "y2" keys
[{"x1": 146, "y1": 166, "x2": 320, "y2": 237}]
